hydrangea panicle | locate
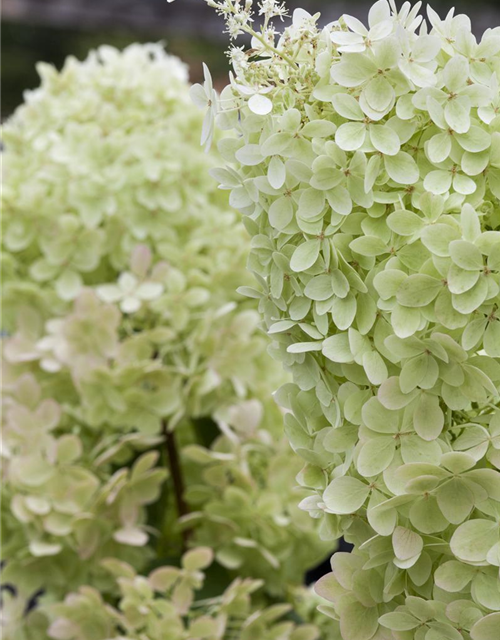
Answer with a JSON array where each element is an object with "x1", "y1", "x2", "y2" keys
[
  {"x1": 195, "y1": 1, "x2": 500, "y2": 637},
  {"x1": 2, "y1": 43, "x2": 328, "y2": 636}
]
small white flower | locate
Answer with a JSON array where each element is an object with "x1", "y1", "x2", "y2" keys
[
  {"x1": 234, "y1": 83, "x2": 273, "y2": 115},
  {"x1": 189, "y1": 63, "x2": 218, "y2": 149},
  {"x1": 331, "y1": 1, "x2": 393, "y2": 53},
  {"x1": 97, "y1": 272, "x2": 163, "y2": 314}
]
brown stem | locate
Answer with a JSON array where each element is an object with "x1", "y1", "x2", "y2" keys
[{"x1": 162, "y1": 420, "x2": 190, "y2": 546}]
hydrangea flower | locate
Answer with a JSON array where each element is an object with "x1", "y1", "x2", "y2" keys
[
  {"x1": 45, "y1": 549, "x2": 320, "y2": 640},
  {"x1": 197, "y1": 1, "x2": 500, "y2": 637},
  {"x1": 2, "y1": 42, "x2": 328, "y2": 638},
  {"x1": 181, "y1": 399, "x2": 330, "y2": 594}
]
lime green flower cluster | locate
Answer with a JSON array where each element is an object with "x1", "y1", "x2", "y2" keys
[
  {"x1": 196, "y1": 1, "x2": 500, "y2": 638},
  {"x1": 2, "y1": 43, "x2": 328, "y2": 638},
  {"x1": 2, "y1": 364, "x2": 168, "y2": 595},
  {"x1": 41, "y1": 548, "x2": 319, "y2": 640},
  {"x1": 182, "y1": 399, "x2": 330, "y2": 594}
]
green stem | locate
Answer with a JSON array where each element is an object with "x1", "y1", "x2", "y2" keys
[
  {"x1": 245, "y1": 27, "x2": 299, "y2": 69},
  {"x1": 162, "y1": 420, "x2": 190, "y2": 548}
]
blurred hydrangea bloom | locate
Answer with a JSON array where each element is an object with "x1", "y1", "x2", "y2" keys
[
  {"x1": 2, "y1": 42, "x2": 329, "y2": 638},
  {"x1": 196, "y1": 0, "x2": 500, "y2": 637},
  {"x1": 181, "y1": 399, "x2": 330, "y2": 594},
  {"x1": 43, "y1": 549, "x2": 320, "y2": 640}
]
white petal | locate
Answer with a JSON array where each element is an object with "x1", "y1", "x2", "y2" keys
[
  {"x1": 96, "y1": 284, "x2": 123, "y2": 303},
  {"x1": 118, "y1": 272, "x2": 138, "y2": 293},
  {"x1": 331, "y1": 32, "x2": 365, "y2": 46},
  {"x1": 369, "y1": 20, "x2": 393, "y2": 41},
  {"x1": 202, "y1": 62, "x2": 213, "y2": 94},
  {"x1": 201, "y1": 109, "x2": 214, "y2": 147},
  {"x1": 189, "y1": 83, "x2": 208, "y2": 109},
  {"x1": 248, "y1": 93, "x2": 273, "y2": 116},
  {"x1": 113, "y1": 527, "x2": 148, "y2": 546},
  {"x1": 136, "y1": 282, "x2": 164, "y2": 300},
  {"x1": 344, "y1": 15, "x2": 368, "y2": 35},
  {"x1": 368, "y1": 0, "x2": 391, "y2": 27},
  {"x1": 120, "y1": 296, "x2": 141, "y2": 314},
  {"x1": 29, "y1": 541, "x2": 62, "y2": 557}
]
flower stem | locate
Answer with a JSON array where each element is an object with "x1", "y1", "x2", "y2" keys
[
  {"x1": 162, "y1": 420, "x2": 190, "y2": 547},
  {"x1": 245, "y1": 27, "x2": 299, "y2": 69}
]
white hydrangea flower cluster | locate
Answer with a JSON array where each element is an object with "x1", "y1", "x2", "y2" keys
[
  {"x1": 42, "y1": 548, "x2": 319, "y2": 640},
  {"x1": 2, "y1": 43, "x2": 329, "y2": 637},
  {"x1": 181, "y1": 399, "x2": 330, "y2": 594},
  {"x1": 2, "y1": 366, "x2": 167, "y2": 597},
  {"x1": 194, "y1": 1, "x2": 500, "y2": 638}
]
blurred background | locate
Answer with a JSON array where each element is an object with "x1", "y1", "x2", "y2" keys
[{"x1": 3, "y1": 0, "x2": 500, "y2": 118}]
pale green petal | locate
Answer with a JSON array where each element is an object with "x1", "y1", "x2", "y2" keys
[
  {"x1": 384, "y1": 152, "x2": 419, "y2": 184},
  {"x1": 323, "y1": 476, "x2": 370, "y2": 514}
]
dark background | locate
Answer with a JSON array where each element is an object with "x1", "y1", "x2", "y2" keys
[{"x1": 3, "y1": 0, "x2": 500, "y2": 117}]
